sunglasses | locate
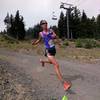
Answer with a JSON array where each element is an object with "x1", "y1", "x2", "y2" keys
[{"x1": 41, "y1": 23, "x2": 47, "y2": 25}]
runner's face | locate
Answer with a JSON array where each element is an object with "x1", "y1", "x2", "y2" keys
[{"x1": 41, "y1": 23, "x2": 48, "y2": 30}]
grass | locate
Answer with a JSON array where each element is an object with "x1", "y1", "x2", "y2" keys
[{"x1": 0, "y1": 35, "x2": 100, "y2": 63}]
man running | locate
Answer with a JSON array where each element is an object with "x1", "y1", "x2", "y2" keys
[{"x1": 32, "y1": 20, "x2": 71, "y2": 91}]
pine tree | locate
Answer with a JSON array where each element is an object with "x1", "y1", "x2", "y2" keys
[
  {"x1": 80, "y1": 11, "x2": 96, "y2": 38},
  {"x1": 58, "y1": 11, "x2": 65, "y2": 38},
  {"x1": 33, "y1": 24, "x2": 41, "y2": 39},
  {"x1": 71, "y1": 7, "x2": 81, "y2": 38},
  {"x1": 4, "y1": 13, "x2": 10, "y2": 33},
  {"x1": 79, "y1": 10, "x2": 88, "y2": 38},
  {"x1": 81, "y1": 10, "x2": 87, "y2": 22},
  {"x1": 14, "y1": 10, "x2": 25, "y2": 40},
  {"x1": 9, "y1": 14, "x2": 15, "y2": 37},
  {"x1": 96, "y1": 14, "x2": 100, "y2": 38},
  {"x1": 89, "y1": 16, "x2": 96, "y2": 38},
  {"x1": 4, "y1": 10, "x2": 26, "y2": 40}
]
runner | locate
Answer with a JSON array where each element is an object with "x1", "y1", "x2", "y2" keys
[{"x1": 32, "y1": 20, "x2": 71, "y2": 91}]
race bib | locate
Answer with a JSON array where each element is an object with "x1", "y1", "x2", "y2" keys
[{"x1": 48, "y1": 40, "x2": 55, "y2": 47}]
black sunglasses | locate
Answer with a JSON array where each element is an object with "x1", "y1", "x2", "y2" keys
[{"x1": 41, "y1": 23, "x2": 47, "y2": 25}]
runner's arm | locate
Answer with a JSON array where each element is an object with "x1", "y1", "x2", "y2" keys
[
  {"x1": 52, "y1": 32, "x2": 62, "y2": 47},
  {"x1": 32, "y1": 33, "x2": 42, "y2": 45}
]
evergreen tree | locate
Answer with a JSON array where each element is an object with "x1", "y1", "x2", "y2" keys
[
  {"x1": 33, "y1": 24, "x2": 41, "y2": 39},
  {"x1": 4, "y1": 10, "x2": 25, "y2": 40},
  {"x1": 71, "y1": 7, "x2": 81, "y2": 38},
  {"x1": 14, "y1": 10, "x2": 25, "y2": 40},
  {"x1": 26, "y1": 27, "x2": 34, "y2": 39},
  {"x1": 80, "y1": 11, "x2": 96, "y2": 38},
  {"x1": 88, "y1": 16, "x2": 96, "y2": 38},
  {"x1": 9, "y1": 14, "x2": 15, "y2": 37},
  {"x1": 4, "y1": 13, "x2": 10, "y2": 34},
  {"x1": 58, "y1": 7, "x2": 100, "y2": 39},
  {"x1": 26, "y1": 24, "x2": 42, "y2": 39},
  {"x1": 96, "y1": 14, "x2": 100, "y2": 38},
  {"x1": 79, "y1": 10, "x2": 88, "y2": 38},
  {"x1": 81, "y1": 10, "x2": 87, "y2": 23},
  {"x1": 58, "y1": 11, "x2": 65, "y2": 38}
]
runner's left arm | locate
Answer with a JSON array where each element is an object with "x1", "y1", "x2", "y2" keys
[{"x1": 52, "y1": 32, "x2": 62, "y2": 47}]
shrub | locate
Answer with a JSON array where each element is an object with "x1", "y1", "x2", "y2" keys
[
  {"x1": 75, "y1": 39, "x2": 98, "y2": 49},
  {"x1": 83, "y1": 39, "x2": 97, "y2": 49},
  {"x1": 63, "y1": 40, "x2": 69, "y2": 46},
  {"x1": 75, "y1": 39, "x2": 83, "y2": 48}
]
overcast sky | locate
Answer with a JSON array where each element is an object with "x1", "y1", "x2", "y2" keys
[{"x1": 0, "y1": 0, "x2": 100, "y2": 31}]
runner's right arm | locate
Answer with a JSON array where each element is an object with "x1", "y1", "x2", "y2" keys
[{"x1": 32, "y1": 33, "x2": 42, "y2": 45}]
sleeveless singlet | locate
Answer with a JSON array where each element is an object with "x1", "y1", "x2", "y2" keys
[{"x1": 41, "y1": 31, "x2": 55, "y2": 49}]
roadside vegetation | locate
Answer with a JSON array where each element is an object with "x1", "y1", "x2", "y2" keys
[{"x1": 0, "y1": 34, "x2": 100, "y2": 63}]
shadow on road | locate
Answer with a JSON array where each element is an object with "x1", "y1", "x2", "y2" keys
[{"x1": 64, "y1": 74, "x2": 84, "y2": 82}]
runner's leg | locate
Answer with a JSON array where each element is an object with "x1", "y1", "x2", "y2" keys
[
  {"x1": 40, "y1": 59, "x2": 52, "y2": 67},
  {"x1": 47, "y1": 54, "x2": 63, "y2": 82},
  {"x1": 47, "y1": 54, "x2": 71, "y2": 91}
]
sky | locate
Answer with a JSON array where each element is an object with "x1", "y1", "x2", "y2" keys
[{"x1": 0, "y1": 0, "x2": 100, "y2": 31}]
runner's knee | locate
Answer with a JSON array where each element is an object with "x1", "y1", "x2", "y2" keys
[
  {"x1": 48, "y1": 56, "x2": 59, "y2": 67},
  {"x1": 54, "y1": 63, "x2": 59, "y2": 68}
]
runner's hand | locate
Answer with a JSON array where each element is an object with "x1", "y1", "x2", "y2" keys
[{"x1": 32, "y1": 40, "x2": 36, "y2": 45}]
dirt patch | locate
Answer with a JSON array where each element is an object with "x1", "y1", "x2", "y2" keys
[{"x1": 0, "y1": 60, "x2": 40, "y2": 100}]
